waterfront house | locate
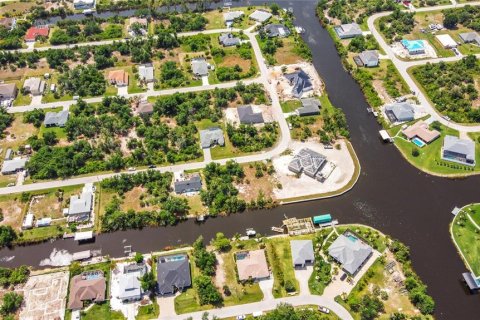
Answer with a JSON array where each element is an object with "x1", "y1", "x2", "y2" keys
[
  {"x1": 459, "y1": 32, "x2": 480, "y2": 46},
  {"x1": 249, "y1": 10, "x2": 272, "y2": 23},
  {"x1": 296, "y1": 98, "x2": 321, "y2": 116},
  {"x1": 290, "y1": 240, "x2": 315, "y2": 268},
  {"x1": 441, "y1": 135, "x2": 476, "y2": 166},
  {"x1": 174, "y1": 174, "x2": 202, "y2": 194},
  {"x1": 223, "y1": 11, "x2": 244, "y2": 27},
  {"x1": 334, "y1": 23, "x2": 362, "y2": 39},
  {"x1": 284, "y1": 69, "x2": 313, "y2": 98},
  {"x1": 68, "y1": 271, "x2": 106, "y2": 310},
  {"x1": 288, "y1": 148, "x2": 327, "y2": 180},
  {"x1": 402, "y1": 120, "x2": 440, "y2": 144},
  {"x1": 73, "y1": 0, "x2": 96, "y2": 10},
  {"x1": 328, "y1": 231, "x2": 373, "y2": 275},
  {"x1": 356, "y1": 50, "x2": 379, "y2": 67},
  {"x1": 236, "y1": 249, "x2": 270, "y2": 281},
  {"x1": 384, "y1": 102, "x2": 414, "y2": 123},
  {"x1": 263, "y1": 24, "x2": 291, "y2": 38},
  {"x1": 156, "y1": 254, "x2": 192, "y2": 295}
]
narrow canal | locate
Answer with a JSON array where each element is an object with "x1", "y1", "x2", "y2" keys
[{"x1": 2, "y1": 1, "x2": 479, "y2": 318}]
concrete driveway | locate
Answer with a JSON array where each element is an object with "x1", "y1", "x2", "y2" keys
[
  {"x1": 201, "y1": 75, "x2": 209, "y2": 86},
  {"x1": 294, "y1": 265, "x2": 313, "y2": 296},
  {"x1": 158, "y1": 294, "x2": 177, "y2": 318},
  {"x1": 259, "y1": 276, "x2": 274, "y2": 301}
]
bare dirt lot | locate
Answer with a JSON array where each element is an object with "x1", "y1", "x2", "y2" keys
[
  {"x1": 220, "y1": 54, "x2": 252, "y2": 71},
  {"x1": 272, "y1": 139, "x2": 355, "y2": 200},
  {"x1": 0, "y1": 196, "x2": 26, "y2": 230},
  {"x1": 269, "y1": 63, "x2": 323, "y2": 100},
  {"x1": 236, "y1": 162, "x2": 278, "y2": 202},
  {"x1": 19, "y1": 271, "x2": 69, "y2": 320}
]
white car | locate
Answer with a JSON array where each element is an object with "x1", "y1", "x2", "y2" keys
[
  {"x1": 318, "y1": 306, "x2": 330, "y2": 314},
  {"x1": 128, "y1": 167, "x2": 136, "y2": 171},
  {"x1": 236, "y1": 315, "x2": 246, "y2": 320}
]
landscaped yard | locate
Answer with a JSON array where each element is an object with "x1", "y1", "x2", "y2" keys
[
  {"x1": 451, "y1": 204, "x2": 480, "y2": 276},
  {"x1": 81, "y1": 302, "x2": 125, "y2": 320},
  {"x1": 281, "y1": 100, "x2": 302, "y2": 113},
  {"x1": 266, "y1": 237, "x2": 300, "y2": 298},
  {"x1": 136, "y1": 300, "x2": 159, "y2": 320}
]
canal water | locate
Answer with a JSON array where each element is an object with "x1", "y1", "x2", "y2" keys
[{"x1": 5, "y1": 0, "x2": 480, "y2": 318}]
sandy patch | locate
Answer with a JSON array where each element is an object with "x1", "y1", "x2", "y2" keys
[
  {"x1": 372, "y1": 79, "x2": 393, "y2": 103},
  {"x1": 236, "y1": 162, "x2": 278, "y2": 202},
  {"x1": 269, "y1": 63, "x2": 323, "y2": 100},
  {"x1": 224, "y1": 104, "x2": 273, "y2": 127},
  {"x1": 220, "y1": 54, "x2": 252, "y2": 71},
  {"x1": 0, "y1": 199, "x2": 25, "y2": 230},
  {"x1": 391, "y1": 41, "x2": 437, "y2": 60}
]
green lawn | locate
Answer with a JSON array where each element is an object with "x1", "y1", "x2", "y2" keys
[
  {"x1": 451, "y1": 204, "x2": 480, "y2": 276},
  {"x1": 13, "y1": 92, "x2": 32, "y2": 106},
  {"x1": 39, "y1": 125, "x2": 68, "y2": 140},
  {"x1": 266, "y1": 237, "x2": 300, "y2": 298},
  {"x1": 81, "y1": 302, "x2": 125, "y2": 320},
  {"x1": 19, "y1": 225, "x2": 64, "y2": 242},
  {"x1": 136, "y1": 300, "x2": 159, "y2": 320},
  {"x1": 281, "y1": 100, "x2": 302, "y2": 113}
]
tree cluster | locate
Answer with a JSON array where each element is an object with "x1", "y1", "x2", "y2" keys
[
  {"x1": 226, "y1": 123, "x2": 278, "y2": 153},
  {"x1": 443, "y1": 6, "x2": 480, "y2": 31},
  {"x1": 378, "y1": 9, "x2": 415, "y2": 43}
]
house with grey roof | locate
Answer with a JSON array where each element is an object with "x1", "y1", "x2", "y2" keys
[
  {"x1": 200, "y1": 127, "x2": 225, "y2": 149},
  {"x1": 384, "y1": 102, "x2": 414, "y2": 123},
  {"x1": 44, "y1": 110, "x2": 69, "y2": 127},
  {"x1": 0, "y1": 83, "x2": 18, "y2": 102},
  {"x1": 23, "y1": 77, "x2": 45, "y2": 96},
  {"x1": 156, "y1": 254, "x2": 191, "y2": 295},
  {"x1": 249, "y1": 10, "x2": 272, "y2": 23},
  {"x1": 296, "y1": 98, "x2": 321, "y2": 116},
  {"x1": 284, "y1": 69, "x2": 313, "y2": 98},
  {"x1": 138, "y1": 63, "x2": 154, "y2": 83},
  {"x1": 288, "y1": 148, "x2": 327, "y2": 181},
  {"x1": 237, "y1": 105, "x2": 264, "y2": 124},
  {"x1": 291, "y1": 240, "x2": 315, "y2": 268},
  {"x1": 174, "y1": 174, "x2": 202, "y2": 194},
  {"x1": 328, "y1": 231, "x2": 373, "y2": 275},
  {"x1": 219, "y1": 33, "x2": 240, "y2": 47},
  {"x1": 442, "y1": 135, "x2": 476, "y2": 166},
  {"x1": 191, "y1": 58, "x2": 209, "y2": 77},
  {"x1": 355, "y1": 50, "x2": 379, "y2": 67},
  {"x1": 65, "y1": 184, "x2": 93, "y2": 222},
  {"x1": 334, "y1": 23, "x2": 362, "y2": 39},
  {"x1": 263, "y1": 24, "x2": 291, "y2": 38},
  {"x1": 1, "y1": 157, "x2": 27, "y2": 175},
  {"x1": 459, "y1": 32, "x2": 480, "y2": 46},
  {"x1": 223, "y1": 10, "x2": 244, "y2": 27}
]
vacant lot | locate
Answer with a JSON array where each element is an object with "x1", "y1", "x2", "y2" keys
[
  {"x1": 1, "y1": 113, "x2": 38, "y2": 152},
  {"x1": 29, "y1": 186, "x2": 82, "y2": 219},
  {"x1": 0, "y1": 194, "x2": 26, "y2": 230},
  {"x1": 452, "y1": 204, "x2": 480, "y2": 276}
]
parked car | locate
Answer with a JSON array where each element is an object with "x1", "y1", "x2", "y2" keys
[
  {"x1": 340, "y1": 273, "x2": 348, "y2": 281},
  {"x1": 318, "y1": 306, "x2": 330, "y2": 314},
  {"x1": 236, "y1": 315, "x2": 246, "y2": 320},
  {"x1": 148, "y1": 164, "x2": 156, "y2": 169},
  {"x1": 128, "y1": 167, "x2": 136, "y2": 171}
]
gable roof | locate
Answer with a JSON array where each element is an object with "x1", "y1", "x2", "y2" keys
[
  {"x1": 297, "y1": 98, "x2": 321, "y2": 116},
  {"x1": 443, "y1": 135, "x2": 475, "y2": 161},
  {"x1": 335, "y1": 23, "x2": 362, "y2": 38},
  {"x1": 237, "y1": 105, "x2": 264, "y2": 124},
  {"x1": 200, "y1": 127, "x2": 225, "y2": 148},
  {"x1": 138, "y1": 63, "x2": 154, "y2": 81},
  {"x1": 68, "y1": 273, "x2": 106, "y2": 309},
  {"x1": 0, "y1": 83, "x2": 17, "y2": 100},
  {"x1": 1, "y1": 158, "x2": 27, "y2": 174},
  {"x1": 291, "y1": 240, "x2": 314, "y2": 266},
  {"x1": 156, "y1": 254, "x2": 191, "y2": 295},
  {"x1": 328, "y1": 233, "x2": 372, "y2": 275},
  {"x1": 224, "y1": 10, "x2": 244, "y2": 22},
  {"x1": 174, "y1": 174, "x2": 202, "y2": 193},
  {"x1": 385, "y1": 102, "x2": 414, "y2": 122},
  {"x1": 249, "y1": 10, "x2": 272, "y2": 22},
  {"x1": 236, "y1": 249, "x2": 270, "y2": 281},
  {"x1": 191, "y1": 58, "x2": 208, "y2": 76},
  {"x1": 44, "y1": 110, "x2": 69, "y2": 127},
  {"x1": 459, "y1": 32, "x2": 480, "y2": 45},
  {"x1": 402, "y1": 120, "x2": 440, "y2": 143},
  {"x1": 358, "y1": 50, "x2": 379, "y2": 65},
  {"x1": 263, "y1": 24, "x2": 291, "y2": 38},
  {"x1": 219, "y1": 33, "x2": 240, "y2": 46},
  {"x1": 68, "y1": 189, "x2": 93, "y2": 215},
  {"x1": 284, "y1": 69, "x2": 313, "y2": 98}
]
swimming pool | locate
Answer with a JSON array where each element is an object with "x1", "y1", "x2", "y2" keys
[
  {"x1": 346, "y1": 234, "x2": 358, "y2": 243},
  {"x1": 236, "y1": 252, "x2": 248, "y2": 260},
  {"x1": 412, "y1": 137, "x2": 426, "y2": 148},
  {"x1": 165, "y1": 255, "x2": 186, "y2": 262}
]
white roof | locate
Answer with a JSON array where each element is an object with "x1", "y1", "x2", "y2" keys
[
  {"x1": 249, "y1": 10, "x2": 272, "y2": 22},
  {"x1": 436, "y1": 34, "x2": 457, "y2": 47},
  {"x1": 138, "y1": 64, "x2": 154, "y2": 81},
  {"x1": 1, "y1": 157, "x2": 27, "y2": 173},
  {"x1": 74, "y1": 231, "x2": 93, "y2": 241},
  {"x1": 118, "y1": 274, "x2": 142, "y2": 300},
  {"x1": 23, "y1": 213, "x2": 34, "y2": 228},
  {"x1": 223, "y1": 10, "x2": 244, "y2": 22},
  {"x1": 68, "y1": 189, "x2": 93, "y2": 215}
]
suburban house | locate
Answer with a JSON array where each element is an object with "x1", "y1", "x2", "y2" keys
[
  {"x1": 44, "y1": 110, "x2": 69, "y2": 127},
  {"x1": 290, "y1": 240, "x2": 315, "y2": 268},
  {"x1": 218, "y1": 33, "x2": 240, "y2": 47},
  {"x1": 236, "y1": 249, "x2": 270, "y2": 281},
  {"x1": 328, "y1": 231, "x2": 373, "y2": 275},
  {"x1": 441, "y1": 135, "x2": 476, "y2": 166},
  {"x1": 263, "y1": 24, "x2": 291, "y2": 38},
  {"x1": 355, "y1": 50, "x2": 379, "y2": 67},
  {"x1": 117, "y1": 263, "x2": 147, "y2": 303},
  {"x1": 200, "y1": 127, "x2": 225, "y2": 149},
  {"x1": 459, "y1": 32, "x2": 480, "y2": 46},
  {"x1": 401, "y1": 39, "x2": 425, "y2": 55},
  {"x1": 65, "y1": 183, "x2": 94, "y2": 222},
  {"x1": 436, "y1": 34, "x2": 457, "y2": 48},
  {"x1": 127, "y1": 17, "x2": 148, "y2": 37},
  {"x1": 296, "y1": 98, "x2": 321, "y2": 116},
  {"x1": 249, "y1": 10, "x2": 272, "y2": 23},
  {"x1": 402, "y1": 121, "x2": 440, "y2": 144},
  {"x1": 1, "y1": 158, "x2": 27, "y2": 175},
  {"x1": 68, "y1": 271, "x2": 106, "y2": 310},
  {"x1": 24, "y1": 26, "x2": 49, "y2": 42},
  {"x1": 237, "y1": 105, "x2": 264, "y2": 124},
  {"x1": 334, "y1": 23, "x2": 362, "y2": 39},
  {"x1": 108, "y1": 70, "x2": 129, "y2": 87},
  {"x1": 73, "y1": 0, "x2": 96, "y2": 10},
  {"x1": 191, "y1": 58, "x2": 209, "y2": 78},
  {"x1": 137, "y1": 101, "x2": 154, "y2": 115},
  {"x1": 0, "y1": 83, "x2": 18, "y2": 102},
  {"x1": 284, "y1": 69, "x2": 313, "y2": 98},
  {"x1": 384, "y1": 102, "x2": 415, "y2": 123},
  {"x1": 174, "y1": 174, "x2": 202, "y2": 194},
  {"x1": 23, "y1": 77, "x2": 45, "y2": 96},
  {"x1": 138, "y1": 63, "x2": 154, "y2": 83},
  {"x1": 0, "y1": 18, "x2": 16, "y2": 31},
  {"x1": 156, "y1": 254, "x2": 192, "y2": 295},
  {"x1": 223, "y1": 10, "x2": 244, "y2": 27},
  {"x1": 288, "y1": 148, "x2": 327, "y2": 181}
]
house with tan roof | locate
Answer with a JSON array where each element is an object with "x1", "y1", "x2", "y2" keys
[
  {"x1": 402, "y1": 121, "x2": 440, "y2": 144},
  {"x1": 68, "y1": 271, "x2": 106, "y2": 310},
  {"x1": 108, "y1": 70, "x2": 129, "y2": 87},
  {"x1": 235, "y1": 249, "x2": 270, "y2": 281}
]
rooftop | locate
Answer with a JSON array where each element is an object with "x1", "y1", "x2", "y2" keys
[
  {"x1": 443, "y1": 135, "x2": 475, "y2": 161},
  {"x1": 174, "y1": 174, "x2": 202, "y2": 194},
  {"x1": 219, "y1": 33, "x2": 240, "y2": 46},
  {"x1": 199, "y1": 127, "x2": 225, "y2": 148},
  {"x1": 263, "y1": 24, "x2": 291, "y2": 38},
  {"x1": 1, "y1": 157, "x2": 27, "y2": 174},
  {"x1": 249, "y1": 10, "x2": 272, "y2": 22},
  {"x1": 44, "y1": 110, "x2": 69, "y2": 127},
  {"x1": 237, "y1": 105, "x2": 264, "y2": 124},
  {"x1": 297, "y1": 98, "x2": 321, "y2": 116},
  {"x1": 290, "y1": 240, "x2": 315, "y2": 266},
  {"x1": 25, "y1": 26, "x2": 49, "y2": 41},
  {"x1": 156, "y1": 254, "x2": 191, "y2": 295},
  {"x1": 328, "y1": 232, "x2": 373, "y2": 275},
  {"x1": 191, "y1": 58, "x2": 209, "y2": 76},
  {"x1": 288, "y1": 148, "x2": 326, "y2": 179},
  {"x1": 284, "y1": 69, "x2": 313, "y2": 98},
  {"x1": 68, "y1": 271, "x2": 106, "y2": 310},
  {"x1": 138, "y1": 63, "x2": 154, "y2": 81},
  {"x1": 402, "y1": 120, "x2": 440, "y2": 144},
  {"x1": 108, "y1": 70, "x2": 129, "y2": 84},
  {"x1": 385, "y1": 102, "x2": 414, "y2": 122},
  {"x1": 236, "y1": 249, "x2": 270, "y2": 281}
]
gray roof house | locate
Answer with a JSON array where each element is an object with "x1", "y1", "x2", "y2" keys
[
  {"x1": 66, "y1": 185, "x2": 93, "y2": 222},
  {"x1": 291, "y1": 240, "x2": 315, "y2": 268},
  {"x1": 223, "y1": 10, "x2": 244, "y2": 27},
  {"x1": 296, "y1": 98, "x2": 321, "y2": 116},
  {"x1": 459, "y1": 32, "x2": 480, "y2": 46},
  {"x1": 384, "y1": 102, "x2": 414, "y2": 123},
  {"x1": 334, "y1": 23, "x2": 363, "y2": 39},
  {"x1": 288, "y1": 148, "x2": 326, "y2": 180},
  {"x1": 191, "y1": 58, "x2": 209, "y2": 77},
  {"x1": 263, "y1": 24, "x2": 291, "y2": 38},
  {"x1": 1, "y1": 157, "x2": 27, "y2": 175},
  {"x1": 284, "y1": 69, "x2": 313, "y2": 98},
  {"x1": 156, "y1": 254, "x2": 192, "y2": 295},
  {"x1": 237, "y1": 105, "x2": 264, "y2": 124},
  {"x1": 219, "y1": 33, "x2": 240, "y2": 47},
  {"x1": 0, "y1": 83, "x2": 18, "y2": 101},
  {"x1": 356, "y1": 50, "x2": 379, "y2": 67},
  {"x1": 442, "y1": 135, "x2": 476, "y2": 166},
  {"x1": 44, "y1": 110, "x2": 69, "y2": 127},
  {"x1": 138, "y1": 63, "x2": 154, "y2": 83},
  {"x1": 23, "y1": 77, "x2": 45, "y2": 96},
  {"x1": 249, "y1": 10, "x2": 272, "y2": 23},
  {"x1": 328, "y1": 231, "x2": 373, "y2": 275},
  {"x1": 174, "y1": 174, "x2": 202, "y2": 194},
  {"x1": 200, "y1": 127, "x2": 225, "y2": 149}
]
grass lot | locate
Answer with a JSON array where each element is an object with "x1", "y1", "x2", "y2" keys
[
  {"x1": 274, "y1": 37, "x2": 305, "y2": 65},
  {"x1": 266, "y1": 237, "x2": 300, "y2": 298},
  {"x1": 1, "y1": 113, "x2": 38, "y2": 151},
  {"x1": 451, "y1": 204, "x2": 480, "y2": 276},
  {"x1": 281, "y1": 100, "x2": 301, "y2": 113},
  {"x1": 204, "y1": 7, "x2": 260, "y2": 30},
  {"x1": 136, "y1": 300, "x2": 160, "y2": 320},
  {"x1": 181, "y1": 194, "x2": 206, "y2": 216},
  {"x1": 0, "y1": 174, "x2": 16, "y2": 188},
  {"x1": 0, "y1": 1, "x2": 35, "y2": 17},
  {"x1": 13, "y1": 90, "x2": 32, "y2": 107},
  {"x1": 19, "y1": 225, "x2": 65, "y2": 242},
  {"x1": 0, "y1": 193, "x2": 27, "y2": 230},
  {"x1": 39, "y1": 124, "x2": 68, "y2": 141},
  {"x1": 42, "y1": 74, "x2": 73, "y2": 103},
  {"x1": 82, "y1": 302, "x2": 125, "y2": 320},
  {"x1": 388, "y1": 120, "x2": 480, "y2": 176},
  {"x1": 29, "y1": 185, "x2": 82, "y2": 219}
]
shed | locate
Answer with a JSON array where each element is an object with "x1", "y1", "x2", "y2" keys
[
  {"x1": 22, "y1": 213, "x2": 34, "y2": 230},
  {"x1": 74, "y1": 231, "x2": 94, "y2": 241},
  {"x1": 436, "y1": 34, "x2": 457, "y2": 48},
  {"x1": 36, "y1": 217, "x2": 52, "y2": 227},
  {"x1": 313, "y1": 214, "x2": 332, "y2": 224}
]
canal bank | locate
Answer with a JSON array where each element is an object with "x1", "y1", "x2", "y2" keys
[{"x1": 1, "y1": 1, "x2": 480, "y2": 319}]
